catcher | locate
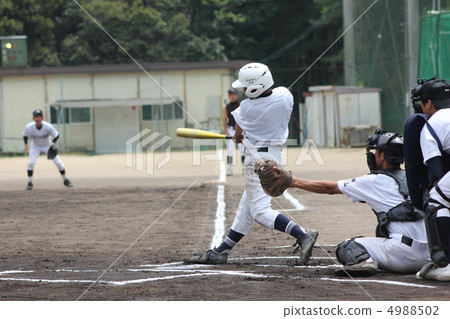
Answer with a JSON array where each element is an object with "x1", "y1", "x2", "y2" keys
[
  {"x1": 190, "y1": 62, "x2": 318, "y2": 266},
  {"x1": 256, "y1": 128, "x2": 430, "y2": 277},
  {"x1": 22, "y1": 109, "x2": 73, "y2": 190}
]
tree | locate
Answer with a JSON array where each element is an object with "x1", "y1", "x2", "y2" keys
[
  {"x1": 55, "y1": 0, "x2": 229, "y2": 65},
  {"x1": 0, "y1": 0, "x2": 66, "y2": 66},
  {"x1": 1, "y1": 0, "x2": 344, "y2": 73}
]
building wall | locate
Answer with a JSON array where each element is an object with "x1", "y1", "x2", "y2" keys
[
  {"x1": 2, "y1": 75, "x2": 46, "y2": 152},
  {"x1": 0, "y1": 65, "x2": 238, "y2": 153}
]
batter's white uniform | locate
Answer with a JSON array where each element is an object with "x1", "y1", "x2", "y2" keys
[
  {"x1": 230, "y1": 87, "x2": 293, "y2": 234},
  {"x1": 338, "y1": 174, "x2": 430, "y2": 273},
  {"x1": 22, "y1": 120, "x2": 65, "y2": 171},
  {"x1": 420, "y1": 108, "x2": 450, "y2": 217},
  {"x1": 226, "y1": 125, "x2": 245, "y2": 158}
]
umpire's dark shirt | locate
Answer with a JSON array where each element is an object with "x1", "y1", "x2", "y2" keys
[{"x1": 226, "y1": 101, "x2": 240, "y2": 127}]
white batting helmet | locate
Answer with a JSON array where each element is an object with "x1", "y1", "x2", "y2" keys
[{"x1": 232, "y1": 62, "x2": 274, "y2": 98}]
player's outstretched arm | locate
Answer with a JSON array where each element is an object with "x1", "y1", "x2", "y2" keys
[{"x1": 290, "y1": 176, "x2": 341, "y2": 195}]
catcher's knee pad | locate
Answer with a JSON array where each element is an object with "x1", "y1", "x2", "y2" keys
[
  {"x1": 423, "y1": 203, "x2": 449, "y2": 268},
  {"x1": 335, "y1": 238, "x2": 371, "y2": 266}
]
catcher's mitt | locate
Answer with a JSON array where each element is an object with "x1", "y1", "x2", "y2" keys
[
  {"x1": 47, "y1": 145, "x2": 58, "y2": 160},
  {"x1": 254, "y1": 159, "x2": 292, "y2": 197}
]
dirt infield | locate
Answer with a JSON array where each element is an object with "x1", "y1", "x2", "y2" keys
[{"x1": 0, "y1": 147, "x2": 449, "y2": 301}]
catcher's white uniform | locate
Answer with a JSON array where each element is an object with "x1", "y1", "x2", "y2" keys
[
  {"x1": 338, "y1": 174, "x2": 430, "y2": 273},
  {"x1": 230, "y1": 87, "x2": 293, "y2": 233},
  {"x1": 22, "y1": 120, "x2": 65, "y2": 171}
]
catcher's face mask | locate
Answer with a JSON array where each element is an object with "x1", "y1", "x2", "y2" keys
[
  {"x1": 410, "y1": 77, "x2": 450, "y2": 112},
  {"x1": 366, "y1": 128, "x2": 403, "y2": 172},
  {"x1": 366, "y1": 128, "x2": 385, "y2": 172},
  {"x1": 410, "y1": 79, "x2": 426, "y2": 114}
]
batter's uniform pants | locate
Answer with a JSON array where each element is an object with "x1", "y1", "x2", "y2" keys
[
  {"x1": 27, "y1": 143, "x2": 65, "y2": 171},
  {"x1": 355, "y1": 234, "x2": 430, "y2": 273},
  {"x1": 230, "y1": 143, "x2": 291, "y2": 235},
  {"x1": 226, "y1": 126, "x2": 245, "y2": 159}
]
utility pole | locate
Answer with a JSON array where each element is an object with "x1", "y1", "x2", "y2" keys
[
  {"x1": 343, "y1": 0, "x2": 355, "y2": 86},
  {"x1": 404, "y1": 0, "x2": 419, "y2": 118}
]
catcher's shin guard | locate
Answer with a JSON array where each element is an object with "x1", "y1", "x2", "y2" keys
[{"x1": 423, "y1": 203, "x2": 449, "y2": 268}]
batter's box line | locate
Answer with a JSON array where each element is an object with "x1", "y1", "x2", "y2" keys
[
  {"x1": 266, "y1": 244, "x2": 336, "y2": 249},
  {"x1": 320, "y1": 277, "x2": 437, "y2": 289},
  {"x1": 228, "y1": 256, "x2": 336, "y2": 261},
  {"x1": 0, "y1": 270, "x2": 281, "y2": 287},
  {"x1": 0, "y1": 270, "x2": 34, "y2": 275},
  {"x1": 1, "y1": 268, "x2": 438, "y2": 290}
]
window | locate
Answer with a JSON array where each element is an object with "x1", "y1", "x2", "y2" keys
[
  {"x1": 50, "y1": 107, "x2": 91, "y2": 124},
  {"x1": 142, "y1": 100, "x2": 184, "y2": 121}
]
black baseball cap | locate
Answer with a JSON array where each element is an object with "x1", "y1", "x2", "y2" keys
[
  {"x1": 228, "y1": 88, "x2": 238, "y2": 95},
  {"x1": 421, "y1": 78, "x2": 450, "y2": 108},
  {"x1": 33, "y1": 109, "x2": 44, "y2": 117}
]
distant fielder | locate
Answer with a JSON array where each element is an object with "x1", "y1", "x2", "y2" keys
[{"x1": 22, "y1": 109, "x2": 73, "y2": 190}]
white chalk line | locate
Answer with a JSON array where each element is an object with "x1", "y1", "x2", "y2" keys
[
  {"x1": 320, "y1": 277, "x2": 437, "y2": 289},
  {"x1": 0, "y1": 267, "x2": 280, "y2": 286},
  {"x1": 0, "y1": 263, "x2": 436, "y2": 290},
  {"x1": 211, "y1": 184, "x2": 226, "y2": 249},
  {"x1": 278, "y1": 208, "x2": 306, "y2": 212},
  {"x1": 267, "y1": 244, "x2": 336, "y2": 249},
  {"x1": 283, "y1": 190, "x2": 306, "y2": 211},
  {"x1": 229, "y1": 256, "x2": 336, "y2": 261},
  {"x1": 0, "y1": 270, "x2": 34, "y2": 275},
  {"x1": 210, "y1": 145, "x2": 226, "y2": 249}
]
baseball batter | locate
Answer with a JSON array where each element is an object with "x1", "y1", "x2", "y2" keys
[
  {"x1": 260, "y1": 129, "x2": 430, "y2": 276},
  {"x1": 407, "y1": 77, "x2": 450, "y2": 281},
  {"x1": 190, "y1": 62, "x2": 318, "y2": 265},
  {"x1": 22, "y1": 109, "x2": 73, "y2": 190}
]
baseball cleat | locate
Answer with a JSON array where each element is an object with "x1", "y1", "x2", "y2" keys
[
  {"x1": 63, "y1": 179, "x2": 73, "y2": 188},
  {"x1": 335, "y1": 260, "x2": 378, "y2": 277},
  {"x1": 189, "y1": 249, "x2": 228, "y2": 264},
  {"x1": 227, "y1": 166, "x2": 233, "y2": 176},
  {"x1": 296, "y1": 229, "x2": 319, "y2": 265},
  {"x1": 26, "y1": 182, "x2": 33, "y2": 190},
  {"x1": 416, "y1": 262, "x2": 450, "y2": 281}
]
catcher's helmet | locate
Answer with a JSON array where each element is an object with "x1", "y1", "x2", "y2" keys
[
  {"x1": 410, "y1": 77, "x2": 450, "y2": 113},
  {"x1": 366, "y1": 128, "x2": 404, "y2": 172},
  {"x1": 232, "y1": 62, "x2": 274, "y2": 98}
]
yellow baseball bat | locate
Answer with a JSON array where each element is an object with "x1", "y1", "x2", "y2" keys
[{"x1": 176, "y1": 128, "x2": 232, "y2": 139}]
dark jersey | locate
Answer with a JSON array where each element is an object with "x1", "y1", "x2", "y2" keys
[{"x1": 226, "y1": 101, "x2": 240, "y2": 127}]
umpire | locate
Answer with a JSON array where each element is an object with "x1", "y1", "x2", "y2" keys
[
  {"x1": 223, "y1": 87, "x2": 245, "y2": 175},
  {"x1": 406, "y1": 77, "x2": 450, "y2": 281}
]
